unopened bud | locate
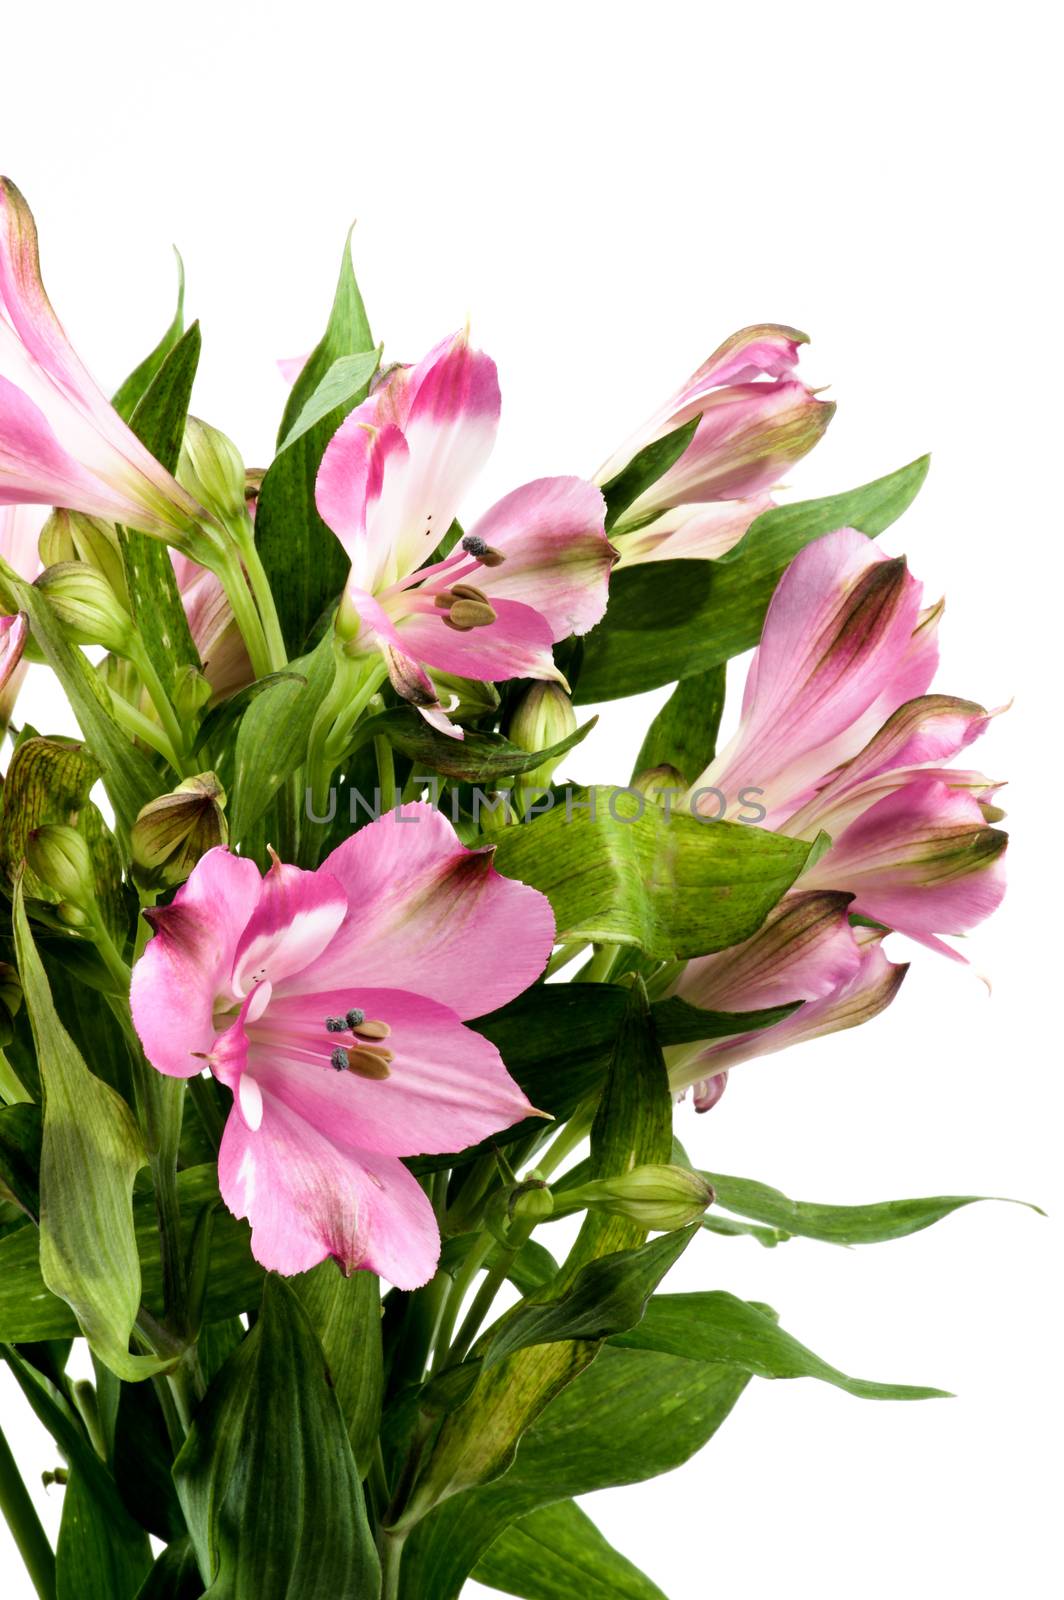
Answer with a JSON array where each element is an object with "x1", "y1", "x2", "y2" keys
[
  {"x1": 131, "y1": 772, "x2": 228, "y2": 891},
  {"x1": 35, "y1": 563, "x2": 134, "y2": 654},
  {"x1": 0, "y1": 961, "x2": 22, "y2": 1047},
  {"x1": 632, "y1": 764, "x2": 686, "y2": 804},
  {"x1": 428, "y1": 670, "x2": 501, "y2": 726},
  {"x1": 568, "y1": 1163, "x2": 714, "y2": 1231},
  {"x1": 509, "y1": 1179, "x2": 555, "y2": 1224},
  {"x1": 509, "y1": 682, "x2": 578, "y2": 791},
  {"x1": 38, "y1": 510, "x2": 128, "y2": 606},
  {"x1": 25, "y1": 825, "x2": 96, "y2": 911},
  {"x1": 178, "y1": 417, "x2": 248, "y2": 529}
]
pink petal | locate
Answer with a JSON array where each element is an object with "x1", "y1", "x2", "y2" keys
[
  {"x1": 394, "y1": 595, "x2": 562, "y2": 683},
  {"x1": 0, "y1": 373, "x2": 139, "y2": 519},
  {"x1": 801, "y1": 779, "x2": 1008, "y2": 950},
  {"x1": 130, "y1": 848, "x2": 263, "y2": 1077},
  {"x1": 0, "y1": 501, "x2": 43, "y2": 580},
  {"x1": 614, "y1": 495, "x2": 772, "y2": 567},
  {"x1": 456, "y1": 476, "x2": 612, "y2": 639},
  {"x1": 277, "y1": 352, "x2": 309, "y2": 384},
  {"x1": 240, "y1": 987, "x2": 535, "y2": 1157},
  {"x1": 314, "y1": 806, "x2": 555, "y2": 1018},
  {"x1": 230, "y1": 857, "x2": 348, "y2": 998},
  {"x1": 217, "y1": 1095, "x2": 439, "y2": 1286},
  {"x1": 696, "y1": 529, "x2": 923, "y2": 819},
  {"x1": 674, "y1": 891, "x2": 861, "y2": 1012},
  {"x1": 0, "y1": 611, "x2": 28, "y2": 695},
  {"x1": 673, "y1": 942, "x2": 908, "y2": 1089}
]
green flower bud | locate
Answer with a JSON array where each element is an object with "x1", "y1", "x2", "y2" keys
[
  {"x1": 428, "y1": 670, "x2": 501, "y2": 726},
  {"x1": 631, "y1": 764, "x2": 687, "y2": 805},
  {"x1": 567, "y1": 1164, "x2": 714, "y2": 1232},
  {"x1": 131, "y1": 772, "x2": 228, "y2": 891},
  {"x1": 508, "y1": 1179, "x2": 555, "y2": 1224},
  {"x1": 508, "y1": 682, "x2": 578, "y2": 791},
  {"x1": 35, "y1": 562, "x2": 134, "y2": 654},
  {"x1": 25, "y1": 824, "x2": 96, "y2": 911},
  {"x1": 178, "y1": 417, "x2": 248, "y2": 529},
  {"x1": 0, "y1": 961, "x2": 22, "y2": 1048},
  {"x1": 38, "y1": 510, "x2": 128, "y2": 607}
]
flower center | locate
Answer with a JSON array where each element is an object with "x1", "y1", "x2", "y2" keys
[{"x1": 323, "y1": 1010, "x2": 395, "y2": 1079}]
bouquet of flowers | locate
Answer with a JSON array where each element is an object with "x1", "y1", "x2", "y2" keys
[{"x1": 0, "y1": 176, "x2": 1012, "y2": 1600}]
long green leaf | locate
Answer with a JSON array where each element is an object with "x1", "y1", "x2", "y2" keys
[
  {"x1": 278, "y1": 348, "x2": 381, "y2": 453},
  {"x1": 173, "y1": 1275, "x2": 379, "y2": 1599},
  {"x1": 292, "y1": 1262, "x2": 383, "y2": 1476},
  {"x1": 56, "y1": 1467, "x2": 152, "y2": 1600},
  {"x1": 255, "y1": 232, "x2": 375, "y2": 653},
  {"x1": 0, "y1": 1163, "x2": 262, "y2": 1343},
  {"x1": 111, "y1": 252, "x2": 186, "y2": 421},
  {"x1": 474, "y1": 1499, "x2": 667, "y2": 1600},
  {"x1": 705, "y1": 1170, "x2": 1043, "y2": 1246},
  {"x1": 133, "y1": 1537, "x2": 203, "y2": 1600},
  {"x1": 399, "y1": 1343, "x2": 749, "y2": 1599},
  {"x1": 601, "y1": 417, "x2": 700, "y2": 533},
  {"x1": 576, "y1": 456, "x2": 930, "y2": 701},
  {"x1": 492, "y1": 789, "x2": 811, "y2": 958},
  {"x1": 12, "y1": 879, "x2": 164, "y2": 1379},
  {"x1": 228, "y1": 632, "x2": 336, "y2": 840},
  {"x1": 632, "y1": 665, "x2": 726, "y2": 785},
  {"x1": 357, "y1": 706, "x2": 596, "y2": 784},
  {"x1": 612, "y1": 1293, "x2": 949, "y2": 1400}
]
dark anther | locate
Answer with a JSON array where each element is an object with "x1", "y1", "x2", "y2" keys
[
  {"x1": 330, "y1": 1047, "x2": 349, "y2": 1071},
  {"x1": 326, "y1": 1016, "x2": 347, "y2": 1033},
  {"x1": 346, "y1": 1008, "x2": 365, "y2": 1029}
]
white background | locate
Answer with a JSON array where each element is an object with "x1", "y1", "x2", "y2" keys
[{"x1": 1, "y1": 3, "x2": 1061, "y2": 1596}]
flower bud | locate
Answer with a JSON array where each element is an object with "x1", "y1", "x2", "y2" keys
[
  {"x1": 25, "y1": 824, "x2": 96, "y2": 911},
  {"x1": 178, "y1": 417, "x2": 248, "y2": 530},
  {"x1": 0, "y1": 960, "x2": 22, "y2": 1048},
  {"x1": 568, "y1": 1163, "x2": 715, "y2": 1231},
  {"x1": 509, "y1": 682, "x2": 577, "y2": 790},
  {"x1": 631, "y1": 764, "x2": 686, "y2": 805},
  {"x1": 508, "y1": 1179, "x2": 555, "y2": 1224},
  {"x1": 35, "y1": 562, "x2": 134, "y2": 654},
  {"x1": 38, "y1": 509, "x2": 128, "y2": 606},
  {"x1": 428, "y1": 670, "x2": 501, "y2": 726},
  {"x1": 131, "y1": 771, "x2": 228, "y2": 891}
]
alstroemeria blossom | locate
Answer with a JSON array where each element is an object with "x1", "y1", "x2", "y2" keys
[
  {"x1": 0, "y1": 179, "x2": 204, "y2": 541},
  {"x1": 130, "y1": 807, "x2": 554, "y2": 1286},
  {"x1": 598, "y1": 324, "x2": 834, "y2": 557},
  {"x1": 687, "y1": 527, "x2": 1008, "y2": 957},
  {"x1": 0, "y1": 501, "x2": 41, "y2": 719},
  {"x1": 170, "y1": 550, "x2": 253, "y2": 701},
  {"x1": 665, "y1": 890, "x2": 874, "y2": 1099},
  {"x1": 315, "y1": 332, "x2": 614, "y2": 726}
]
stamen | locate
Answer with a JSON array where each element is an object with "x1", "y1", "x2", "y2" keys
[
  {"x1": 345, "y1": 1008, "x2": 366, "y2": 1029},
  {"x1": 325, "y1": 1017, "x2": 347, "y2": 1033},
  {"x1": 461, "y1": 534, "x2": 506, "y2": 567},
  {"x1": 330, "y1": 1047, "x2": 350, "y2": 1072},
  {"x1": 353, "y1": 1018, "x2": 391, "y2": 1041},
  {"x1": 445, "y1": 598, "x2": 497, "y2": 631},
  {"x1": 345, "y1": 1045, "x2": 395, "y2": 1080}
]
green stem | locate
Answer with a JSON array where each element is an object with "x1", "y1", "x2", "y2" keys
[
  {"x1": 575, "y1": 943, "x2": 621, "y2": 984},
  {"x1": 544, "y1": 940, "x2": 590, "y2": 979},
  {"x1": 129, "y1": 642, "x2": 193, "y2": 778},
  {"x1": 380, "y1": 1529, "x2": 407, "y2": 1600},
  {"x1": 374, "y1": 735, "x2": 397, "y2": 813},
  {"x1": 447, "y1": 1213, "x2": 539, "y2": 1367},
  {"x1": 108, "y1": 690, "x2": 181, "y2": 769},
  {"x1": 0, "y1": 1422, "x2": 56, "y2": 1600},
  {"x1": 534, "y1": 1100, "x2": 596, "y2": 1181},
  {"x1": 235, "y1": 524, "x2": 288, "y2": 673},
  {"x1": 215, "y1": 547, "x2": 271, "y2": 680},
  {"x1": 429, "y1": 1234, "x2": 493, "y2": 1376}
]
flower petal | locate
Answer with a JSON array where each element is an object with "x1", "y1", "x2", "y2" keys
[
  {"x1": 674, "y1": 891, "x2": 861, "y2": 1012},
  {"x1": 245, "y1": 986, "x2": 534, "y2": 1156},
  {"x1": 314, "y1": 805, "x2": 555, "y2": 1018},
  {"x1": 457, "y1": 476, "x2": 612, "y2": 639},
  {"x1": 614, "y1": 495, "x2": 772, "y2": 567},
  {"x1": 230, "y1": 857, "x2": 348, "y2": 998},
  {"x1": 130, "y1": 848, "x2": 262, "y2": 1077},
  {"x1": 217, "y1": 1095, "x2": 439, "y2": 1286}
]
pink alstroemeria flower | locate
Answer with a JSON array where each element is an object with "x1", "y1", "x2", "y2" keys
[
  {"x1": 170, "y1": 551, "x2": 253, "y2": 702},
  {"x1": 315, "y1": 332, "x2": 614, "y2": 729},
  {"x1": 0, "y1": 179, "x2": 204, "y2": 542},
  {"x1": 130, "y1": 807, "x2": 554, "y2": 1286},
  {"x1": 612, "y1": 494, "x2": 774, "y2": 569},
  {"x1": 687, "y1": 527, "x2": 1008, "y2": 958},
  {"x1": 0, "y1": 501, "x2": 42, "y2": 719},
  {"x1": 0, "y1": 609, "x2": 28, "y2": 716},
  {"x1": 597, "y1": 325, "x2": 834, "y2": 555},
  {"x1": 663, "y1": 891, "x2": 906, "y2": 1109}
]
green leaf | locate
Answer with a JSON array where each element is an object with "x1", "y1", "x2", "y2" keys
[
  {"x1": 474, "y1": 1499, "x2": 667, "y2": 1600},
  {"x1": 228, "y1": 633, "x2": 336, "y2": 840},
  {"x1": 399, "y1": 1343, "x2": 749, "y2": 1600},
  {"x1": 278, "y1": 348, "x2": 382, "y2": 453},
  {"x1": 112, "y1": 251, "x2": 186, "y2": 421},
  {"x1": 650, "y1": 994, "x2": 800, "y2": 1046},
  {"x1": 492, "y1": 789, "x2": 811, "y2": 958},
  {"x1": 601, "y1": 417, "x2": 700, "y2": 534},
  {"x1": 173, "y1": 1275, "x2": 379, "y2": 1599},
  {"x1": 483, "y1": 1227, "x2": 696, "y2": 1369},
  {"x1": 575, "y1": 456, "x2": 930, "y2": 701},
  {"x1": 0, "y1": 564, "x2": 160, "y2": 834},
  {"x1": 255, "y1": 232, "x2": 375, "y2": 653},
  {"x1": 133, "y1": 1537, "x2": 203, "y2": 1600},
  {"x1": 411, "y1": 984, "x2": 674, "y2": 1515},
  {"x1": 357, "y1": 706, "x2": 596, "y2": 784},
  {"x1": 0, "y1": 1163, "x2": 263, "y2": 1343},
  {"x1": 12, "y1": 879, "x2": 165, "y2": 1379},
  {"x1": 613, "y1": 1293, "x2": 949, "y2": 1400},
  {"x1": 0, "y1": 1101, "x2": 41, "y2": 1217},
  {"x1": 632, "y1": 664, "x2": 726, "y2": 785},
  {"x1": 292, "y1": 1262, "x2": 383, "y2": 1477},
  {"x1": 119, "y1": 325, "x2": 204, "y2": 695},
  {"x1": 56, "y1": 1467, "x2": 152, "y2": 1600},
  {"x1": 704, "y1": 1170, "x2": 1043, "y2": 1246}
]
